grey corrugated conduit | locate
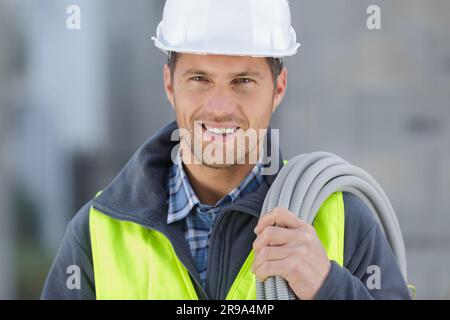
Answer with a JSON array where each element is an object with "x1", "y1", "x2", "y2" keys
[{"x1": 256, "y1": 152, "x2": 407, "y2": 300}]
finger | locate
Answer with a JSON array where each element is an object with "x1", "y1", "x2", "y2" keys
[
  {"x1": 255, "y1": 207, "x2": 307, "y2": 234},
  {"x1": 252, "y1": 245, "x2": 295, "y2": 272},
  {"x1": 252, "y1": 260, "x2": 288, "y2": 283},
  {"x1": 252, "y1": 225, "x2": 300, "y2": 254}
]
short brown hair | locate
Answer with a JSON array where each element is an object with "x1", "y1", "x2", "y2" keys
[{"x1": 167, "y1": 51, "x2": 283, "y2": 87}]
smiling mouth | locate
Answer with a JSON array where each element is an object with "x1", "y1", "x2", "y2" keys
[{"x1": 201, "y1": 123, "x2": 240, "y2": 136}]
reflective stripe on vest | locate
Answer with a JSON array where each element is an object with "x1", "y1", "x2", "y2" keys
[{"x1": 89, "y1": 192, "x2": 345, "y2": 300}]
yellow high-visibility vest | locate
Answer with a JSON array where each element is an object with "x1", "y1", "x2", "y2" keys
[{"x1": 89, "y1": 192, "x2": 345, "y2": 300}]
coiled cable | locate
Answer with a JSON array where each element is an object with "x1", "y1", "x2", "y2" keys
[{"x1": 256, "y1": 152, "x2": 407, "y2": 300}]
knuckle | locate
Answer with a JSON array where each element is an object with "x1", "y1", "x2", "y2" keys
[
  {"x1": 272, "y1": 207, "x2": 284, "y2": 219},
  {"x1": 252, "y1": 238, "x2": 259, "y2": 249},
  {"x1": 272, "y1": 207, "x2": 282, "y2": 215},
  {"x1": 263, "y1": 226, "x2": 275, "y2": 239},
  {"x1": 260, "y1": 246, "x2": 268, "y2": 259}
]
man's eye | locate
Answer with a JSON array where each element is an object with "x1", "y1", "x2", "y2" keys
[
  {"x1": 233, "y1": 78, "x2": 254, "y2": 85},
  {"x1": 191, "y1": 76, "x2": 207, "y2": 82}
]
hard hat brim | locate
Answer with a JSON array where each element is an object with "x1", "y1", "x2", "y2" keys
[{"x1": 151, "y1": 26, "x2": 300, "y2": 58}]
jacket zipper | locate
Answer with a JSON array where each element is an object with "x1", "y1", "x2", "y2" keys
[
  {"x1": 207, "y1": 211, "x2": 227, "y2": 299},
  {"x1": 207, "y1": 204, "x2": 258, "y2": 299}
]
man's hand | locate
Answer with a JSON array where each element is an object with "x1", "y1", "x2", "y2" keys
[{"x1": 251, "y1": 207, "x2": 331, "y2": 300}]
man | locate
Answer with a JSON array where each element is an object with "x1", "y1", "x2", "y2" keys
[{"x1": 42, "y1": 0, "x2": 411, "y2": 300}]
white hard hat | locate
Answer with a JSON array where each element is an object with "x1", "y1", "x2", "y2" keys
[{"x1": 151, "y1": 0, "x2": 300, "y2": 58}]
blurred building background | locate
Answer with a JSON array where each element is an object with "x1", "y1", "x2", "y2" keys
[{"x1": 0, "y1": 0, "x2": 449, "y2": 299}]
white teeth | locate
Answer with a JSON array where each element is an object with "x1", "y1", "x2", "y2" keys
[{"x1": 204, "y1": 125, "x2": 237, "y2": 135}]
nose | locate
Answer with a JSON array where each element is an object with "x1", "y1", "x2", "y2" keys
[{"x1": 204, "y1": 85, "x2": 238, "y2": 118}]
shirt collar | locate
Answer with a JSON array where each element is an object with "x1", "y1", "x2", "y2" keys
[{"x1": 167, "y1": 150, "x2": 264, "y2": 224}]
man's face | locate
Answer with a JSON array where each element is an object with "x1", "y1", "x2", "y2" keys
[{"x1": 164, "y1": 53, "x2": 287, "y2": 168}]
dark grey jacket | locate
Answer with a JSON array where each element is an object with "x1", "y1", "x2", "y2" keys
[{"x1": 41, "y1": 121, "x2": 411, "y2": 300}]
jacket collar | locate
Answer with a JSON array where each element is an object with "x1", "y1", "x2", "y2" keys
[{"x1": 92, "y1": 121, "x2": 284, "y2": 228}]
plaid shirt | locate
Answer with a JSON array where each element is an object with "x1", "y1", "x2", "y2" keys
[{"x1": 167, "y1": 151, "x2": 264, "y2": 289}]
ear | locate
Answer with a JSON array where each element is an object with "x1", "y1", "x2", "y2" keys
[
  {"x1": 272, "y1": 67, "x2": 288, "y2": 113},
  {"x1": 163, "y1": 64, "x2": 175, "y2": 110}
]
